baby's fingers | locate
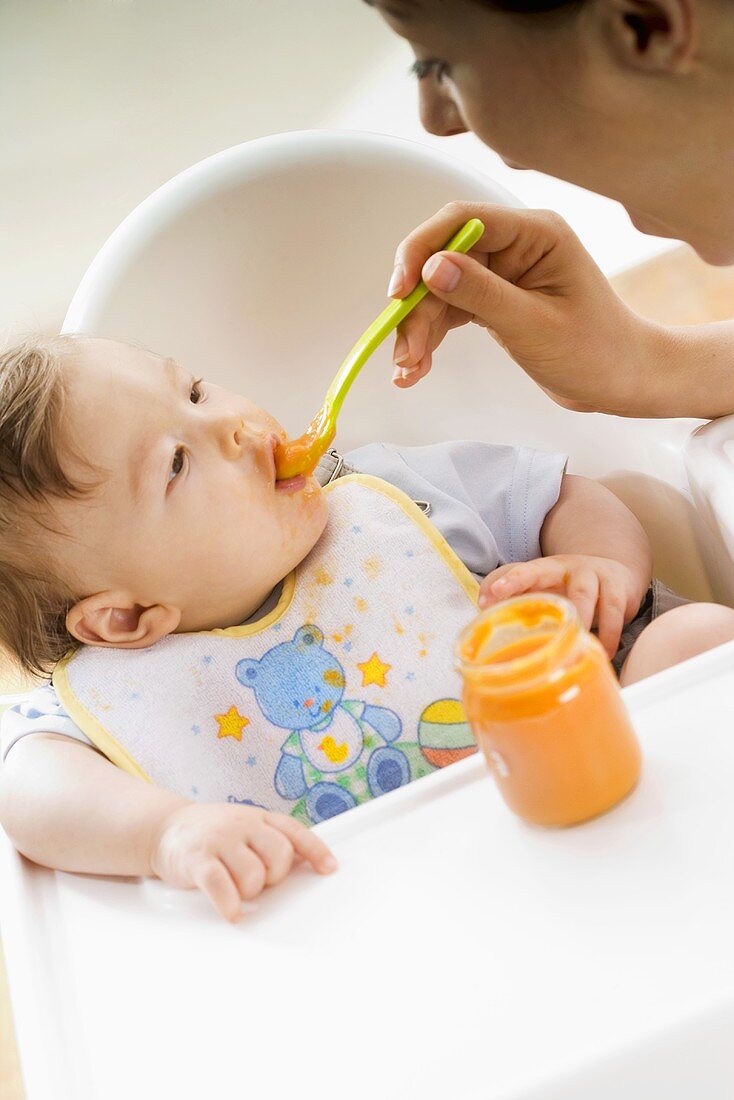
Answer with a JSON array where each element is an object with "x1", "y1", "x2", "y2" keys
[
  {"x1": 221, "y1": 844, "x2": 267, "y2": 903},
  {"x1": 193, "y1": 857, "x2": 243, "y2": 923},
  {"x1": 247, "y1": 824, "x2": 295, "y2": 887},
  {"x1": 267, "y1": 813, "x2": 338, "y2": 875},
  {"x1": 565, "y1": 568, "x2": 600, "y2": 632},
  {"x1": 481, "y1": 559, "x2": 567, "y2": 605},
  {"x1": 596, "y1": 579, "x2": 626, "y2": 659}
]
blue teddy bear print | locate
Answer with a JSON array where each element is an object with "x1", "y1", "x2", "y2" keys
[{"x1": 235, "y1": 625, "x2": 410, "y2": 824}]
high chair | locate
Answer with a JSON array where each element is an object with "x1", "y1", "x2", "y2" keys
[
  {"x1": 62, "y1": 129, "x2": 715, "y2": 602},
  {"x1": 2, "y1": 131, "x2": 733, "y2": 1099}
]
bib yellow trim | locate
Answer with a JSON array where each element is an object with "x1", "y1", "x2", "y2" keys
[
  {"x1": 328, "y1": 474, "x2": 480, "y2": 605},
  {"x1": 209, "y1": 474, "x2": 478, "y2": 636},
  {"x1": 53, "y1": 659, "x2": 152, "y2": 782},
  {"x1": 53, "y1": 473, "x2": 478, "y2": 781},
  {"x1": 209, "y1": 568, "x2": 296, "y2": 638}
]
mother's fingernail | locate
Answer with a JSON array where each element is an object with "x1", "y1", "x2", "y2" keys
[
  {"x1": 387, "y1": 264, "x2": 405, "y2": 298},
  {"x1": 393, "y1": 334, "x2": 409, "y2": 364},
  {"x1": 423, "y1": 254, "x2": 461, "y2": 293}
]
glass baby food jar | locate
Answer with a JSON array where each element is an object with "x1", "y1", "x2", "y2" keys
[{"x1": 456, "y1": 594, "x2": 641, "y2": 827}]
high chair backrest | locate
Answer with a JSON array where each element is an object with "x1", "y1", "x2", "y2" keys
[{"x1": 63, "y1": 130, "x2": 714, "y2": 601}]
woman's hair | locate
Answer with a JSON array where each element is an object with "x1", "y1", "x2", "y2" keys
[
  {"x1": 0, "y1": 337, "x2": 85, "y2": 677},
  {"x1": 474, "y1": 0, "x2": 583, "y2": 10}
]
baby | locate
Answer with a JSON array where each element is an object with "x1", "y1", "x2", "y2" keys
[{"x1": 2, "y1": 335, "x2": 734, "y2": 922}]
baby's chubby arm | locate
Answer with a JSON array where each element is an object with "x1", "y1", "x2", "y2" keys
[
  {"x1": 479, "y1": 475, "x2": 652, "y2": 658},
  {"x1": 0, "y1": 733, "x2": 337, "y2": 922}
]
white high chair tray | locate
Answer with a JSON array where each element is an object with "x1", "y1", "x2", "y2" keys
[{"x1": 3, "y1": 644, "x2": 734, "y2": 1100}]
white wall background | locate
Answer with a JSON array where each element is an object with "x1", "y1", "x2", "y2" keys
[{"x1": 1, "y1": 0, "x2": 673, "y2": 337}]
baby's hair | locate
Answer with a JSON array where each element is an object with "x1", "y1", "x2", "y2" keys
[{"x1": 0, "y1": 337, "x2": 88, "y2": 677}]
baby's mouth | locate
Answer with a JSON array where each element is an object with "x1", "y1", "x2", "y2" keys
[
  {"x1": 276, "y1": 474, "x2": 307, "y2": 494},
  {"x1": 268, "y1": 431, "x2": 308, "y2": 494}
]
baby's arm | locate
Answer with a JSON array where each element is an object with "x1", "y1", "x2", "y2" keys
[
  {"x1": 0, "y1": 733, "x2": 336, "y2": 921},
  {"x1": 480, "y1": 474, "x2": 653, "y2": 657},
  {"x1": 539, "y1": 474, "x2": 652, "y2": 594}
]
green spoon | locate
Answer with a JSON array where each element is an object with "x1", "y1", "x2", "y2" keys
[{"x1": 275, "y1": 217, "x2": 485, "y2": 480}]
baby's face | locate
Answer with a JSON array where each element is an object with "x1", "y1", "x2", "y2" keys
[{"x1": 56, "y1": 339, "x2": 327, "y2": 634}]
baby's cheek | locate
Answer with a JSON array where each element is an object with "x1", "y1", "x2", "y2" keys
[{"x1": 298, "y1": 482, "x2": 329, "y2": 539}]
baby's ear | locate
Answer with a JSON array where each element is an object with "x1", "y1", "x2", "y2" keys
[
  {"x1": 236, "y1": 658, "x2": 259, "y2": 685},
  {"x1": 66, "y1": 592, "x2": 181, "y2": 649}
]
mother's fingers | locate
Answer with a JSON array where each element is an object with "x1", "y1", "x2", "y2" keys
[
  {"x1": 391, "y1": 202, "x2": 570, "y2": 297},
  {"x1": 392, "y1": 301, "x2": 472, "y2": 376},
  {"x1": 391, "y1": 202, "x2": 488, "y2": 297},
  {"x1": 394, "y1": 293, "x2": 445, "y2": 365},
  {"x1": 392, "y1": 350, "x2": 432, "y2": 388}
]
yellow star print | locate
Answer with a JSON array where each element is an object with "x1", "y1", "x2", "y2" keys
[
  {"x1": 357, "y1": 652, "x2": 391, "y2": 688},
  {"x1": 215, "y1": 705, "x2": 250, "y2": 741}
]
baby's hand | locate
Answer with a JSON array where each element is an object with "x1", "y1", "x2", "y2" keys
[
  {"x1": 479, "y1": 554, "x2": 644, "y2": 659},
  {"x1": 149, "y1": 802, "x2": 337, "y2": 922}
]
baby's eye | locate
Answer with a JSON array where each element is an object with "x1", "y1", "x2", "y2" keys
[
  {"x1": 169, "y1": 447, "x2": 186, "y2": 482},
  {"x1": 190, "y1": 378, "x2": 204, "y2": 404}
]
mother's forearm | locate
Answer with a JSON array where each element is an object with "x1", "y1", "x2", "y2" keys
[{"x1": 613, "y1": 320, "x2": 734, "y2": 420}]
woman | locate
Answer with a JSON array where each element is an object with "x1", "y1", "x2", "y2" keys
[{"x1": 364, "y1": 0, "x2": 734, "y2": 418}]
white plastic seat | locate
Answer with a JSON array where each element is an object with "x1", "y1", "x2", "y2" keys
[
  {"x1": 685, "y1": 417, "x2": 734, "y2": 606},
  {"x1": 64, "y1": 129, "x2": 715, "y2": 601}
]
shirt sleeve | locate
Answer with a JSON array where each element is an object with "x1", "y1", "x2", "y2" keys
[
  {"x1": 344, "y1": 439, "x2": 568, "y2": 577},
  {"x1": 1, "y1": 682, "x2": 94, "y2": 762}
]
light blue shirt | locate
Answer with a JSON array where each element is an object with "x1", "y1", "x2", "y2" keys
[{"x1": 1, "y1": 440, "x2": 566, "y2": 760}]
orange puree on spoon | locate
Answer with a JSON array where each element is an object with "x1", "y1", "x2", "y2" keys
[{"x1": 274, "y1": 406, "x2": 335, "y2": 481}]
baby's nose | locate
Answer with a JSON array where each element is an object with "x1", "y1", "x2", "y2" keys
[
  {"x1": 303, "y1": 698, "x2": 314, "y2": 708},
  {"x1": 219, "y1": 414, "x2": 250, "y2": 457},
  {"x1": 213, "y1": 413, "x2": 245, "y2": 455},
  {"x1": 231, "y1": 418, "x2": 247, "y2": 447}
]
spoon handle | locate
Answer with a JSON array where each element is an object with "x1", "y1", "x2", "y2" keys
[{"x1": 325, "y1": 218, "x2": 485, "y2": 420}]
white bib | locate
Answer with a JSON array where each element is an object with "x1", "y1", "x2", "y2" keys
[{"x1": 54, "y1": 476, "x2": 479, "y2": 825}]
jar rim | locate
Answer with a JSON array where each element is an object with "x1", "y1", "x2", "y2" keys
[{"x1": 455, "y1": 594, "x2": 582, "y2": 684}]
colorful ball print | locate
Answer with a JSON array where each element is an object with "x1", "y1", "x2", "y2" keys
[{"x1": 418, "y1": 698, "x2": 476, "y2": 769}]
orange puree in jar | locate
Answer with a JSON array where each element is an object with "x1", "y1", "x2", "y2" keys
[{"x1": 456, "y1": 595, "x2": 641, "y2": 827}]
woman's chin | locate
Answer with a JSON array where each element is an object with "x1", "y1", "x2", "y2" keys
[{"x1": 691, "y1": 241, "x2": 734, "y2": 267}]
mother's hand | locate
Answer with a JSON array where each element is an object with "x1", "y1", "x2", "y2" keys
[{"x1": 388, "y1": 202, "x2": 659, "y2": 416}]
